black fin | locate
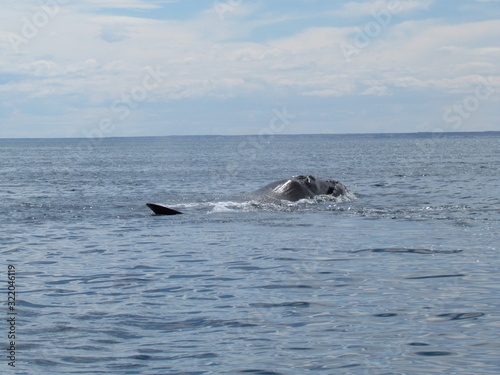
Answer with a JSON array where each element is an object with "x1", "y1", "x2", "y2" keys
[{"x1": 146, "y1": 203, "x2": 183, "y2": 215}]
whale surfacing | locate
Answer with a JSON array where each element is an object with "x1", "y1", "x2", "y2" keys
[
  {"x1": 147, "y1": 175, "x2": 348, "y2": 215},
  {"x1": 247, "y1": 175, "x2": 347, "y2": 203}
]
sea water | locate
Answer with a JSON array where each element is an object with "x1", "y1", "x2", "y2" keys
[{"x1": 0, "y1": 133, "x2": 499, "y2": 374}]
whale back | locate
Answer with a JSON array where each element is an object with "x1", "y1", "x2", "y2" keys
[
  {"x1": 247, "y1": 175, "x2": 348, "y2": 202},
  {"x1": 251, "y1": 179, "x2": 314, "y2": 202}
]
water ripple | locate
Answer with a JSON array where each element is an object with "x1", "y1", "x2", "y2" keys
[{"x1": 353, "y1": 248, "x2": 463, "y2": 254}]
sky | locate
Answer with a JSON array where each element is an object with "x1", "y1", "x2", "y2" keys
[{"x1": 0, "y1": 0, "x2": 499, "y2": 138}]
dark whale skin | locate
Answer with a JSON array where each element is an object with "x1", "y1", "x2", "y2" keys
[{"x1": 243, "y1": 175, "x2": 348, "y2": 203}]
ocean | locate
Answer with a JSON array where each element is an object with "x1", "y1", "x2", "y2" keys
[{"x1": 1, "y1": 133, "x2": 499, "y2": 374}]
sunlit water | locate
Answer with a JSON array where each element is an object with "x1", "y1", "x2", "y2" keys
[{"x1": 1, "y1": 134, "x2": 499, "y2": 374}]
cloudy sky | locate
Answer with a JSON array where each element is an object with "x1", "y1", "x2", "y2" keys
[{"x1": 1, "y1": 0, "x2": 499, "y2": 138}]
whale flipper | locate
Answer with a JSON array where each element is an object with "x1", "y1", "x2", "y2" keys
[{"x1": 146, "y1": 203, "x2": 183, "y2": 215}]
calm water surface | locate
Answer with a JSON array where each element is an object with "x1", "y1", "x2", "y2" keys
[{"x1": 1, "y1": 134, "x2": 499, "y2": 374}]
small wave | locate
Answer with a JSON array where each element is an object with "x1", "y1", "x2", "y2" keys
[
  {"x1": 353, "y1": 248, "x2": 463, "y2": 255},
  {"x1": 212, "y1": 200, "x2": 304, "y2": 213},
  {"x1": 301, "y1": 191, "x2": 357, "y2": 204},
  {"x1": 237, "y1": 370, "x2": 285, "y2": 375},
  {"x1": 337, "y1": 190, "x2": 357, "y2": 202},
  {"x1": 436, "y1": 312, "x2": 485, "y2": 321},
  {"x1": 208, "y1": 193, "x2": 354, "y2": 214},
  {"x1": 414, "y1": 351, "x2": 454, "y2": 357},
  {"x1": 405, "y1": 273, "x2": 467, "y2": 279},
  {"x1": 249, "y1": 301, "x2": 311, "y2": 308}
]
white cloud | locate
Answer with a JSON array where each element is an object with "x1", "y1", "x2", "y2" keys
[
  {"x1": 79, "y1": 0, "x2": 174, "y2": 10},
  {"x1": 335, "y1": 0, "x2": 433, "y2": 18},
  {"x1": 269, "y1": 27, "x2": 346, "y2": 53},
  {"x1": 20, "y1": 60, "x2": 61, "y2": 76},
  {"x1": 1, "y1": 1, "x2": 499, "y2": 137},
  {"x1": 3, "y1": 5, "x2": 499, "y2": 100}
]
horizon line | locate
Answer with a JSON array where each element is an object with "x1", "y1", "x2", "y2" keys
[{"x1": 1, "y1": 130, "x2": 499, "y2": 141}]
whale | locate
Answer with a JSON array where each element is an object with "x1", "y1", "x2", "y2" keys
[
  {"x1": 146, "y1": 175, "x2": 348, "y2": 215},
  {"x1": 240, "y1": 175, "x2": 347, "y2": 203}
]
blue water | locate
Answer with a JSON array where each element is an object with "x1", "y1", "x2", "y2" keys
[{"x1": 1, "y1": 133, "x2": 499, "y2": 374}]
